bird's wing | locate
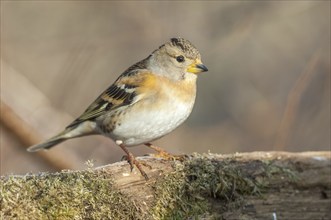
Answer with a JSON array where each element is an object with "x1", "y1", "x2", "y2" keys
[{"x1": 66, "y1": 69, "x2": 153, "y2": 129}]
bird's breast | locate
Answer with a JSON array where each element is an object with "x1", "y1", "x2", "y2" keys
[{"x1": 108, "y1": 76, "x2": 197, "y2": 146}]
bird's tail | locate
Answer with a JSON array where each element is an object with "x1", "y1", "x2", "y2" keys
[
  {"x1": 27, "y1": 131, "x2": 70, "y2": 152},
  {"x1": 27, "y1": 121, "x2": 97, "y2": 152}
]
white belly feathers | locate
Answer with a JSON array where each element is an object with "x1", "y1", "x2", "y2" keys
[{"x1": 110, "y1": 98, "x2": 194, "y2": 146}]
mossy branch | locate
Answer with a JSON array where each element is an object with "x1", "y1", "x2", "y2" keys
[{"x1": 1, "y1": 151, "x2": 330, "y2": 219}]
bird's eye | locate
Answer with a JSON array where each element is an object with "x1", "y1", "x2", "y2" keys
[{"x1": 176, "y1": 55, "x2": 185, "y2": 63}]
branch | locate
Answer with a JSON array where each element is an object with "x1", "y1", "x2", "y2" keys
[
  {"x1": 1, "y1": 151, "x2": 330, "y2": 219},
  {"x1": 274, "y1": 50, "x2": 321, "y2": 149},
  {"x1": 1, "y1": 61, "x2": 83, "y2": 170}
]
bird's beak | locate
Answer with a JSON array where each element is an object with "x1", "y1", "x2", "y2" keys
[{"x1": 187, "y1": 60, "x2": 208, "y2": 74}]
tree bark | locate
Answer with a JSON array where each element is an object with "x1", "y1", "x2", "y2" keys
[{"x1": 1, "y1": 151, "x2": 330, "y2": 219}]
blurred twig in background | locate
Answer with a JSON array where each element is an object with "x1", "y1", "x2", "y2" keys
[
  {"x1": 0, "y1": 100, "x2": 76, "y2": 170},
  {"x1": 274, "y1": 50, "x2": 321, "y2": 150},
  {"x1": 1, "y1": 61, "x2": 85, "y2": 171}
]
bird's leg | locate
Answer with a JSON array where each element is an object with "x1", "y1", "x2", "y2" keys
[
  {"x1": 145, "y1": 143, "x2": 185, "y2": 161},
  {"x1": 116, "y1": 140, "x2": 149, "y2": 180}
]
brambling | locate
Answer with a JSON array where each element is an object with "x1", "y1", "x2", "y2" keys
[{"x1": 27, "y1": 37, "x2": 208, "y2": 179}]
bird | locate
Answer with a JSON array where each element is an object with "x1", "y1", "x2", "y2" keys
[{"x1": 27, "y1": 37, "x2": 208, "y2": 179}]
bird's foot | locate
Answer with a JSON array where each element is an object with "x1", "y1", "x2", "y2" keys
[
  {"x1": 117, "y1": 141, "x2": 149, "y2": 180},
  {"x1": 121, "y1": 154, "x2": 152, "y2": 170},
  {"x1": 144, "y1": 143, "x2": 186, "y2": 161}
]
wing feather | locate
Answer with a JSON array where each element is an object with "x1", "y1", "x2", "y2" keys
[{"x1": 66, "y1": 69, "x2": 150, "y2": 129}]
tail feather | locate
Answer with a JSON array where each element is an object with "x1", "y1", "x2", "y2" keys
[
  {"x1": 27, "y1": 127, "x2": 74, "y2": 152},
  {"x1": 27, "y1": 135, "x2": 67, "y2": 152},
  {"x1": 27, "y1": 121, "x2": 97, "y2": 152}
]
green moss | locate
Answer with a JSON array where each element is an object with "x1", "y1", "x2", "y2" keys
[
  {"x1": 261, "y1": 159, "x2": 299, "y2": 184},
  {"x1": 1, "y1": 169, "x2": 139, "y2": 219},
  {"x1": 151, "y1": 161, "x2": 209, "y2": 219},
  {"x1": 151, "y1": 154, "x2": 262, "y2": 219}
]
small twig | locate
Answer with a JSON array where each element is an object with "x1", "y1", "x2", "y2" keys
[
  {"x1": 0, "y1": 100, "x2": 77, "y2": 170},
  {"x1": 274, "y1": 50, "x2": 321, "y2": 150}
]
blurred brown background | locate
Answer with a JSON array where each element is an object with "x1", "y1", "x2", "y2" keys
[{"x1": 1, "y1": 1, "x2": 330, "y2": 175}]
